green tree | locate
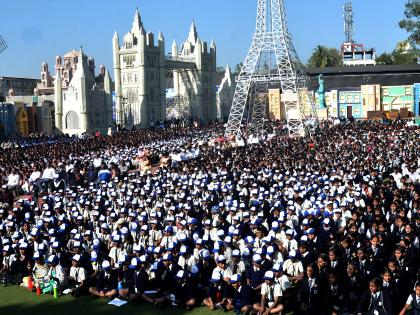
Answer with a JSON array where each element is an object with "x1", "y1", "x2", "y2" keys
[
  {"x1": 234, "y1": 62, "x2": 244, "y2": 75},
  {"x1": 399, "y1": 0, "x2": 420, "y2": 45},
  {"x1": 377, "y1": 41, "x2": 419, "y2": 65},
  {"x1": 376, "y1": 52, "x2": 394, "y2": 65},
  {"x1": 307, "y1": 45, "x2": 342, "y2": 68}
]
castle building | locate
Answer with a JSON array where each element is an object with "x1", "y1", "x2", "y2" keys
[
  {"x1": 113, "y1": 8, "x2": 217, "y2": 127},
  {"x1": 172, "y1": 21, "x2": 217, "y2": 123},
  {"x1": 54, "y1": 48, "x2": 113, "y2": 135},
  {"x1": 113, "y1": 8, "x2": 166, "y2": 128},
  {"x1": 216, "y1": 65, "x2": 235, "y2": 122}
]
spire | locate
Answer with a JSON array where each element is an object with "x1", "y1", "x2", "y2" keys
[
  {"x1": 172, "y1": 40, "x2": 178, "y2": 55},
  {"x1": 55, "y1": 68, "x2": 62, "y2": 82},
  {"x1": 210, "y1": 39, "x2": 216, "y2": 49},
  {"x1": 188, "y1": 20, "x2": 198, "y2": 44},
  {"x1": 225, "y1": 64, "x2": 231, "y2": 78},
  {"x1": 158, "y1": 31, "x2": 164, "y2": 42},
  {"x1": 140, "y1": 25, "x2": 145, "y2": 36},
  {"x1": 132, "y1": 7, "x2": 142, "y2": 31},
  {"x1": 113, "y1": 30, "x2": 119, "y2": 40}
]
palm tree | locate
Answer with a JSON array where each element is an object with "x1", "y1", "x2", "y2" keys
[{"x1": 307, "y1": 45, "x2": 342, "y2": 68}]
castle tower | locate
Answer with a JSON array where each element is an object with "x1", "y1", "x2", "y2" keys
[
  {"x1": 112, "y1": 30, "x2": 122, "y2": 126},
  {"x1": 113, "y1": 7, "x2": 167, "y2": 128},
  {"x1": 54, "y1": 68, "x2": 63, "y2": 130}
]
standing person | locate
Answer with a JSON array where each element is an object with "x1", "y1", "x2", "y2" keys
[{"x1": 357, "y1": 278, "x2": 393, "y2": 315}]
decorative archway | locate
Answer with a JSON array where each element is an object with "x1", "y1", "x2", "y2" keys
[
  {"x1": 65, "y1": 111, "x2": 79, "y2": 129},
  {"x1": 15, "y1": 107, "x2": 29, "y2": 136}
]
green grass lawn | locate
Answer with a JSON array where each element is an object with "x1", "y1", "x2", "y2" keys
[{"x1": 0, "y1": 285, "x2": 225, "y2": 315}]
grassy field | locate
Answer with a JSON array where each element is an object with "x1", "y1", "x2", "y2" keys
[{"x1": 0, "y1": 285, "x2": 225, "y2": 315}]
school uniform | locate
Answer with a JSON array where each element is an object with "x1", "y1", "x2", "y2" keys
[
  {"x1": 298, "y1": 277, "x2": 321, "y2": 314},
  {"x1": 94, "y1": 269, "x2": 118, "y2": 293},
  {"x1": 69, "y1": 266, "x2": 88, "y2": 297},
  {"x1": 357, "y1": 289, "x2": 392, "y2": 315},
  {"x1": 232, "y1": 284, "x2": 254, "y2": 311}
]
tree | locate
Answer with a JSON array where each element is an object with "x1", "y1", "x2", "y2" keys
[
  {"x1": 376, "y1": 52, "x2": 394, "y2": 65},
  {"x1": 307, "y1": 45, "x2": 342, "y2": 68},
  {"x1": 234, "y1": 62, "x2": 244, "y2": 75},
  {"x1": 399, "y1": 0, "x2": 420, "y2": 45},
  {"x1": 377, "y1": 41, "x2": 418, "y2": 65}
]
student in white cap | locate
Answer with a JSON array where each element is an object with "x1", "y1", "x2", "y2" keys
[
  {"x1": 88, "y1": 260, "x2": 118, "y2": 298},
  {"x1": 68, "y1": 254, "x2": 88, "y2": 297},
  {"x1": 282, "y1": 250, "x2": 304, "y2": 284},
  {"x1": 252, "y1": 270, "x2": 284, "y2": 315}
]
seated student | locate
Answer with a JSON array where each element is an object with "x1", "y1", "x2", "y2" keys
[
  {"x1": 31, "y1": 252, "x2": 49, "y2": 290},
  {"x1": 68, "y1": 254, "x2": 88, "y2": 297},
  {"x1": 282, "y1": 250, "x2": 304, "y2": 284},
  {"x1": 398, "y1": 281, "x2": 420, "y2": 315},
  {"x1": 120, "y1": 256, "x2": 150, "y2": 305},
  {"x1": 146, "y1": 261, "x2": 172, "y2": 308},
  {"x1": 203, "y1": 272, "x2": 228, "y2": 311},
  {"x1": 88, "y1": 260, "x2": 118, "y2": 299},
  {"x1": 0, "y1": 245, "x2": 17, "y2": 286},
  {"x1": 252, "y1": 271, "x2": 283, "y2": 315},
  {"x1": 357, "y1": 278, "x2": 393, "y2": 315},
  {"x1": 226, "y1": 274, "x2": 253, "y2": 314},
  {"x1": 172, "y1": 269, "x2": 198, "y2": 311},
  {"x1": 45, "y1": 255, "x2": 67, "y2": 294}
]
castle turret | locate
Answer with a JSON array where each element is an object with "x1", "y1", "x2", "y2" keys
[
  {"x1": 132, "y1": 7, "x2": 142, "y2": 33},
  {"x1": 137, "y1": 21, "x2": 147, "y2": 127},
  {"x1": 104, "y1": 69, "x2": 113, "y2": 125},
  {"x1": 74, "y1": 48, "x2": 88, "y2": 131},
  {"x1": 113, "y1": 30, "x2": 123, "y2": 126},
  {"x1": 54, "y1": 68, "x2": 63, "y2": 130},
  {"x1": 195, "y1": 38, "x2": 204, "y2": 120},
  {"x1": 188, "y1": 20, "x2": 198, "y2": 44},
  {"x1": 158, "y1": 31, "x2": 166, "y2": 121}
]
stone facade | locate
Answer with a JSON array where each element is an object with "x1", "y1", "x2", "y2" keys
[
  {"x1": 113, "y1": 9, "x2": 166, "y2": 128},
  {"x1": 216, "y1": 65, "x2": 235, "y2": 122},
  {"x1": 172, "y1": 21, "x2": 217, "y2": 123},
  {"x1": 113, "y1": 9, "x2": 217, "y2": 127},
  {"x1": 54, "y1": 49, "x2": 113, "y2": 135}
]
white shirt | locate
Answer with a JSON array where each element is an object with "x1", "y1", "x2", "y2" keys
[
  {"x1": 69, "y1": 266, "x2": 86, "y2": 283},
  {"x1": 7, "y1": 173, "x2": 20, "y2": 187},
  {"x1": 29, "y1": 171, "x2": 41, "y2": 182},
  {"x1": 261, "y1": 282, "x2": 281, "y2": 301},
  {"x1": 283, "y1": 259, "x2": 303, "y2": 277},
  {"x1": 42, "y1": 168, "x2": 56, "y2": 180}
]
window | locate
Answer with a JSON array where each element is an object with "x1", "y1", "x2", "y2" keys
[
  {"x1": 405, "y1": 87, "x2": 412, "y2": 95},
  {"x1": 347, "y1": 95, "x2": 352, "y2": 103},
  {"x1": 354, "y1": 95, "x2": 360, "y2": 103},
  {"x1": 383, "y1": 88, "x2": 389, "y2": 96},
  {"x1": 339, "y1": 95, "x2": 345, "y2": 103}
]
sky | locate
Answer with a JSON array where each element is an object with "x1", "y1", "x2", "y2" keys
[{"x1": 0, "y1": 0, "x2": 410, "y2": 79}]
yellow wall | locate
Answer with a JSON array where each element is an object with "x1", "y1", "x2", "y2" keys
[{"x1": 268, "y1": 89, "x2": 282, "y2": 120}]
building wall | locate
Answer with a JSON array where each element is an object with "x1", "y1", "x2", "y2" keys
[
  {"x1": 381, "y1": 85, "x2": 414, "y2": 112},
  {"x1": 268, "y1": 89, "x2": 282, "y2": 120},
  {"x1": 0, "y1": 77, "x2": 39, "y2": 98},
  {"x1": 339, "y1": 91, "x2": 362, "y2": 118},
  {"x1": 414, "y1": 83, "x2": 420, "y2": 116},
  {"x1": 113, "y1": 10, "x2": 166, "y2": 128}
]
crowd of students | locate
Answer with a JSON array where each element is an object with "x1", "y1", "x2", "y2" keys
[{"x1": 0, "y1": 120, "x2": 419, "y2": 315}]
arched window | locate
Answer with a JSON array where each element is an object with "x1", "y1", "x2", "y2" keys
[{"x1": 65, "y1": 111, "x2": 79, "y2": 129}]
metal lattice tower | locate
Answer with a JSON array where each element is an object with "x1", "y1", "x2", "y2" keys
[
  {"x1": 344, "y1": 2, "x2": 354, "y2": 43},
  {"x1": 0, "y1": 35, "x2": 7, "y2": 54},
  {"x1": 225, "y1": 0, "x2": 318, "y2": 138}
]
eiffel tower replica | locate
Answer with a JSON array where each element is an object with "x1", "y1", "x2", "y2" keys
[{"x1": 225, "y1": 0, "x2": 318, "y2": 138}]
